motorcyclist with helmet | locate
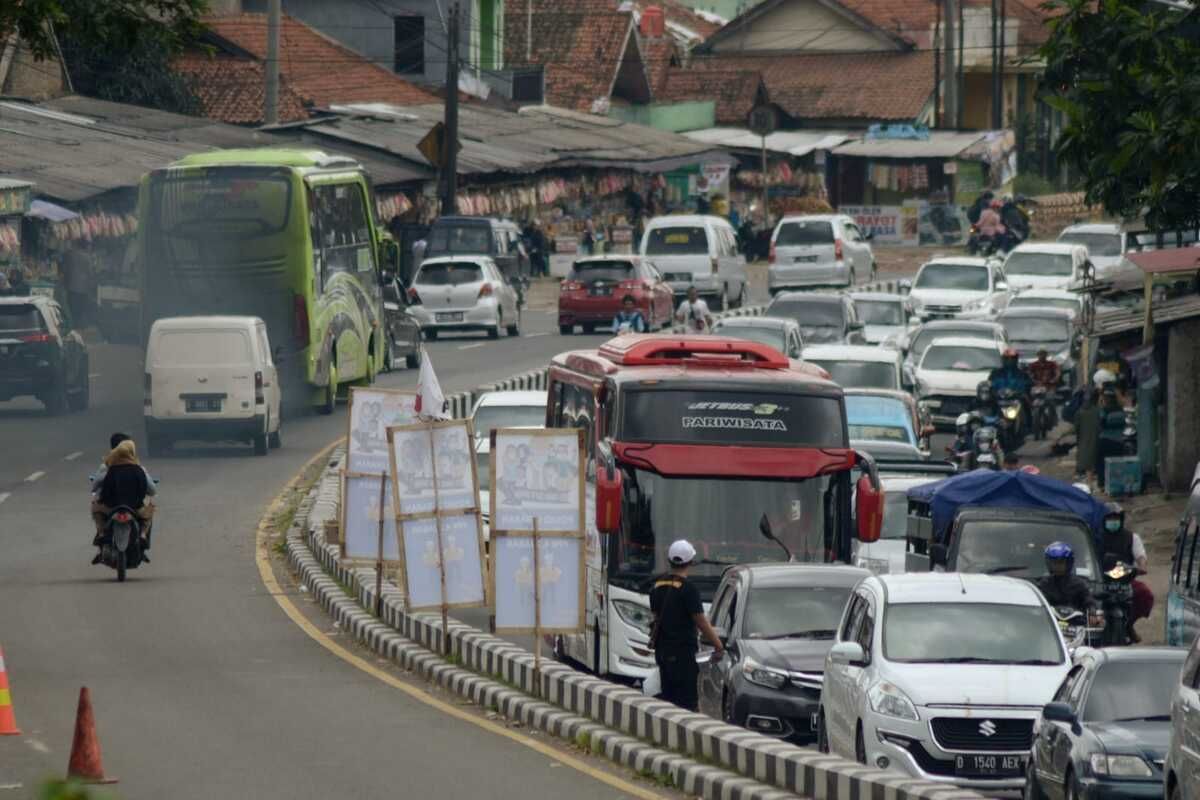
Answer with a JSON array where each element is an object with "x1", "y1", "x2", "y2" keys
[
  {"x1": 1101, "y1": 502, "x2": 1153, "y2": 642},
  {"x1": 1036, "y1": 541, "x2": 1096, "y2": 615},
  {"x1": 989, "y1": 348, "x2": 1032, "y2": 440},
  {"x1": 948, "y1": 412, "x2": 976, "y2": 466}
]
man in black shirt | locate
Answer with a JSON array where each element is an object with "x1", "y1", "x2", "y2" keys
[{"x1": 649, "y1": 540, "x2": 724, "y2": 711}]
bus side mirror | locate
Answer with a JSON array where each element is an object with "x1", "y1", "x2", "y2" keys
[
  {"x1": 855, "y1": 475, "x2": 883, "y2": 543},
  {"x1": 596, "y1": 463, "x2": 622, "y2": 535}
]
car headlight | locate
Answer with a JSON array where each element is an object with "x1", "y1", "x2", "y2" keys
[
  {"x1": 962, "y1": 298, "x2": 988, "y2": 312},
  {"x1": 1089, "y1": 753, "x2": 1153, "y2": 778},
  {"x1": 867, "y1": 681, "x2": 919, "y2": 721},
  {"x1": 741, "y1": 657, "x2": 788, "y2": 690},
  {"x1": 612, "y1": 600, "x2": 653, "y2": 636},
  {"x1": 1002, "y1": 405, "x2": 1020, "y2": 420}
]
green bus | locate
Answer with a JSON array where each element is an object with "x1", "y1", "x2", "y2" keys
[{"x1": 136, "y1": 149, "x2": 397, "y2": 413}]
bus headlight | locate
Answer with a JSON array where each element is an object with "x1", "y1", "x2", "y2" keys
[{"x1": 612, "y1": 600, "x2": 653, "y2": 635}]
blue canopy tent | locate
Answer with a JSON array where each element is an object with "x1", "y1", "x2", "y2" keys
[{"x1": 907, "y1": 469, "x2": 1109, "y2": 540}]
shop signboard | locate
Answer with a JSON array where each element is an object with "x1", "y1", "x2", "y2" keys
[
  {"x1": 843, "y1": 203, "x2": 970, "y2": 247},
  {"x1": 551, "y1": 235, "x2": 579, "y2": 278},
  {"x1": 840, "y1": 205, "x2": 905, "y2": 244},
  {"x1": 0, "y1": 182, "x2": 32, "y2": 216}
]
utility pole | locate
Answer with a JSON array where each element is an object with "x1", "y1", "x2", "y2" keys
[
  {"x1": 441, "y1": 2, "x2": 461, "y2": 216},
  {"x1": 943, "y1": 0, "x2": 958, "y2": 129},
  {"x1": 998, "y1": 0, "x2": 1006, "y2": 127},
  {"x1": 991, "y1": 0, "x2": 1001, "y2": 129},
  {"x1": 265, "y1": 0, "x2": 281, "y2": 125},
  {"x1": 527, "y1": 0, "x2": 533, "y2": 62},
  {"x1": 934, "y1": 1, "x2": 942, "y2": 128}
]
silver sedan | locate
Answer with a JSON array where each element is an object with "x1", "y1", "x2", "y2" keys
[{"x1": 408, "y1": 256, "x2": 521, "y2": 340}]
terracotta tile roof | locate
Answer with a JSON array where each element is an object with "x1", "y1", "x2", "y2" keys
[
  {"x1": 176, "y1": 52, "x2": 309, "y2": 124},
  {"x1": 691, "y1": 50, "x2": 934, "y2": 122},
  {"x1": 658, "y1": 68, "x2": 763, "y2": 124},
  {"x1": 178, "y1": 13, "x2": 435, "y2": 125},
  {"x1": 637, "y1": 34, "x2": 677, "y2": 95}
]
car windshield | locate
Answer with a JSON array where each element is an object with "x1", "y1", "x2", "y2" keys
[
  {"x1": 571, "y1": 261, "x2": 634, "y2": 284},
  {"x1": 418, "y1": 262, "x2": 484, "y2": 285},
  {"x1": 920, "y1": 346, "x2": 1002, "y2": 371},
  {"x1": 884, "y1": 602, "x2": 1064, "y2": 664},
  {"x1": 1059, "y1": 232, "x2": 1122, "y2": 257},
  {"x1": 611, "y1": 469, "x2": 836, "y2": 594},
  {"x1": 472, "y1": 405, "x2": 545, "y2": 441},
  {"x1": 766, "y1": 299, "x2": 845, "y2": 328},
  {"x1": 1001, "y1": 317, "x2": 1072, "y2": 344},
  {"x1": 743, "y1": 585, "x2": 852, "y2": 639},
  {"x1": 848, "y1": 424, "x2": 912, "y2": 444},
  {"x1": 775, "y1": 220, "x2": 834, "y2": 246},
  {"x1": 712, "y1": 324, "x2": 787, "y2": 353},
  {"x1": 909, "y1": 327, "x2": 995, "y2": 360},
  {"x1": 809, "y1": 360, "x2": 898, "y2": 390},
  {"x1": 645, "y1": 226, "x2": 708, "y2": 256},
  {"x1": 855, "y1": 300, "x2": 904, "y2": 325},
  {"x1": 1009, "y1": 297, "x2": 1079, "y2": 314},
  {"x1": 426, "y1": 225, "x2": 491, "y2": 255},
  {"x1": 0, "y1": 305, "x2": 45, "y2": 332},
  {"x1": 915, "y1": 264, "x2": 989, "y2": 291},
  {"x1": 1005, "y1": 252, "x2": 1074, "y2": 277},
  {"x1": 1082, "y1": 659, "x2": 1182, "y2": 722},
  {"x1": 953, "y1": 519, "x2": 1099, "y2": 579}
]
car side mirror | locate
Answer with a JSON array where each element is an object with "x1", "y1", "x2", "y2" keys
[
  {"x1": 930, "y1": 543, "x2": 948, "y2": 566},
  {"x1": 995, "y1": 281, "x2": 1009, "y2": 292},
  {"x1": 1042, "y1": 702, "x2": 1081, "y2": 733},
  {"x1": 855, "y1": 474, "x2": 883, "y2": 543},
  {"x1": 596, "y1": 461, "x2": 623, "y2": 535},
  {"x1": 829, "y1": 641, "x2": 867, "y2": 667}
]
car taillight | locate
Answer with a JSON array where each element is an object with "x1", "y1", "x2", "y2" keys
[
  {"x1": 768, "y1": 242, "x2": 776, "y2": 265},
  {"x1": 835, "y1": 239, "x2": 844, "y2": 261},
  {"x1": 711, "y1": 257, "x2": 718, "y2": 274},
  {"x1": 292, "y1": 294, "x2": 310, "y2": 345},
  {"x1": 478, "y1": 283, "x2": 494, "y2": 298},
  {"x1": 144, "y1": 372, "x2": 151, "y2": 407},
  {"x1": 563, "y1": 281, "x2": 584, "y2": 292},
  {"x1": 255, "y1": 371, "x2": 264, "y2": 403},
  {"x1": 20, "y1": 332, "x2": 50, "y2": 343},
  {"x1": 408, "y1": 287, "x2": 422, "y2": 304}
]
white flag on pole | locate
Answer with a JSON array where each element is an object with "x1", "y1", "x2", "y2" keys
[{"x1": 415, "y1": 348, "x2": 450, "y2": 420}]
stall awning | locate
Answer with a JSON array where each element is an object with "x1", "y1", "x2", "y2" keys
[
  {"x1": 26, "y1": 199, "x2": 79, "y2": 223},
  {"x1": 1127, "y1": 248, "x2": 1200, "y2": 275},
  {"x1": 832, "y1": 130, "x2": 1009, "y2": 160},
  {"x1": 683, "y1": 127, "x2": 855, "y2": 157}
]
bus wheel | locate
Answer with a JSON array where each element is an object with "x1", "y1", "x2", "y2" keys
[{"x1": 316, "y1": 366, "x2": 337, "y2": 415}]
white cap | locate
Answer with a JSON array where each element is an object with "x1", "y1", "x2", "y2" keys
[
  {"x1": 668, "y1": 539, "x2": 697, "y2": 566},
  {"x1": 1093, "y1": 368, "x2": 1116, "y2": 388}
]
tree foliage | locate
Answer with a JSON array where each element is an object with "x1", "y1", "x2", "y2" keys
[
  {"x1": 1040, "y1": 0, "x2": 1200, "y2": 231},
  {"x1": 1, "y1": 0, "x2": 208, "y2": 114}
]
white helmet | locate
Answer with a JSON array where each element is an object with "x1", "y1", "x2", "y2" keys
[
  {"x1": 955, "y1": 412, "x2": 971, "y2": 430},
  {"x1": 1093, "y1": 368, "x2": 1116, "y2": 388}
]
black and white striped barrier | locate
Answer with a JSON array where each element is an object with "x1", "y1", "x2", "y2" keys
[{"x1": 445, "y1": 367, "x2": 550, "y2": 420}]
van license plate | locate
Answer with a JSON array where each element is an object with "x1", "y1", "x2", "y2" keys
[
  {"x1": 436, "y1": 312, "x2": 464, "y2": 322},
  {"x1": 954, "y1": 754, "x2": 1024, "y2": 778},
  {"x1": 186, "y1": 398, "x2": 222, "y2": 412},
  {"x1": 793, "y1": 256, "x2": 818, "y2": 263}
]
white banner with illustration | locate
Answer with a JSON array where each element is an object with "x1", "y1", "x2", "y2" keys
[
  {"x1": 490, "y1": 429, "x2": 584, "y2": 534},
  {"x1": 492, "y1": 536, "x2": 584, "y2": 632},
  {"x1": 840, "y1": 201, "x2": 970, "y2": 247}
]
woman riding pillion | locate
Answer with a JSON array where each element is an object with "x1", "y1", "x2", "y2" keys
[{"x1": 91, "y1": 435, "x2": 156, "y2": 564}]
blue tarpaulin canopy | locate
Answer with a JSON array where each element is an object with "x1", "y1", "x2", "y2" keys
[{"x1": 907, "y1": 469, "x2": 1108, "y2": 537}]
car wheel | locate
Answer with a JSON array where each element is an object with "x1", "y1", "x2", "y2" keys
[
  {"x1": 816, "y1": 709, "x2": 830, "y2": 753},
  {"x1": 253, "y1": 432, "x2": 269, "y2": 456},
  {"x1": 316, "y1": 365, "x2": 337, "y2": 416},
  {"x1": 44, "y1": 374, "x2": 68, "y2": 416},
  {"x1": 268, "y1": 425, "x2": 282, "y2": 449},
  {"x1": 506, "y1": 309, "x2": 521, "y2": 337},
  {"x1": 1064, "y1": 768, "x2": 1080, "y2": 800},
  {"x1": 405, "y1": 349, "x2": 421, "y2": 369},
  {"x1": 559, "y1": 324, "x2": 573, "y2": 335},
  {"x1": 1170, "y1": 779, "x2": 1181, "y2": 800},
  {"x1": 68, "y1": 375, "x2": 90, "y2": 412},
  {"x1": 855, "y1": 724, "x2": 867, "y2": 765},
  {"x1": 581, "y1": 323, "x2": 595, "y2": 335},
  {"x1": 721, "y1": 691, "x2": 737, "y2": 725},
  {"x1": 1023, "y1": 760, "x2": 1046, "y2": 800}
]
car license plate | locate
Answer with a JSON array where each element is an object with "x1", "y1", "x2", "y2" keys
[
  {"x1": 185, "y1": 398, "x2": 222, "y2": 413},
  {"x1": 954, "y1": 754, "x2": 1025, "y2": 778},
  {"x1": 436, "y1": 312, "x2": 464, "y2": 323},
  {"x1": 793, "y1": 255, "x2": 818, "y2": 263},
  {"x1": 590, "y1": 286, "x2": 612, "y2": 296}
]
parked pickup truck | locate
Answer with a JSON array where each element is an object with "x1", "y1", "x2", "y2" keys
[{"x1": 903, "y1": 470, "x2": 1108, "y2": 585}]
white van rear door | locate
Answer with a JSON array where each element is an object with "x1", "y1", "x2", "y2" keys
[{"x1": 150, "y1": 328, "x2": 257, "y2": 420}]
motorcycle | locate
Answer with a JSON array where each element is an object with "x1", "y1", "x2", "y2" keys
[
  {"x1": 966, "y1": 224, "x2": 998, "y2": 256},
  {"x1": 1030, "y1": 385, "x2": 1056, "y2": 441},
  {"x1": 972, "y1": 424, "x2": 1002, "y2": 470},
  {"x1": 1052, "y1": 605, "x2": 1102, "y2": 653},
  {"x1": 995, "y1": 388, "x2": 1025, "y2": 453},
  {"x1": 1098, "y1": 560, "x2": 1137, "y2": 646},
  {"x1": 99, "y1": 506, "x2": 146, "y2": 582}
]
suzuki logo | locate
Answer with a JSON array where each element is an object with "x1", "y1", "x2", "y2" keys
[{"x1": 979, "y1": 720, "x2": 998, "y2": 737}]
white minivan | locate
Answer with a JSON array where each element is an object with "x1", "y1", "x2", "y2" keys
[
  {"x1": 639, "y1": 214, "x2": 747, "y2": 310},
  {"x1": 144, "y1": 316, "x2": 282, "y2": 457}
]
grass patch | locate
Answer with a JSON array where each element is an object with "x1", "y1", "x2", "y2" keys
[
  {"x1": 638, "y1": 767, "x2": 676, "y2": 788},
  {"x1": 575, "y1": 730, "x2": 592, "y2": 750}
]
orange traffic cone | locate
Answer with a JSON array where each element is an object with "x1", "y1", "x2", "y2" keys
[
  {"x1": 0, "y1": 645, "x2": 19, "y2": 735},
  {"x1": 65, "y1": 687, "x2": 117, "y2": 784}
]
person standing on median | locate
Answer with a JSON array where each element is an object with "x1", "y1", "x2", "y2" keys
[{"x1": 649, "y1": 540, "x2": 724, "y2": 711}]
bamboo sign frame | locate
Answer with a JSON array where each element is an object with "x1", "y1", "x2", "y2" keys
[
  {"x1": 340, "y1": 386, "x2": 418, "y2": 564},
  {"x1": 386, "y1": 419, "x2": 488, "y2": 636},
  {"x1": 488, "y1": 428, "x2": 587, "y2": 636}
]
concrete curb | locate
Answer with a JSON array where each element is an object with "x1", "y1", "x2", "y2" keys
[
  {"x1": 284, "y1": 459, "x2": 804, "y2": 800},
  {"x1": 289, "y1": 449, "x2": 987, "y2": 800}
]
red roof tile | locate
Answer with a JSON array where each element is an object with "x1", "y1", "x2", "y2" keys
[
  {"x1": 178, "y1": 13, "x2": 435, "y2": 125},
  {"x1": 176, "y1": 52, "x2": 309, "y2": 124},
  {"x1": 691, "y1": 50, "x2": 934, "y2": 122},
  {"x1": 658, "y1": 68, "x2": 763, "y2": 124}
]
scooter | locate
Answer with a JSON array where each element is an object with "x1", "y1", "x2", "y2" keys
[
  {"x1": 996, "y1": 388, "x2": 1025, "y2": 453},
  {"x1": 98, "y1": 506, "x2": 146, "y2": 582},
  {"x1": 973, "y1": 424, "x2": 1002, "y2": 470},
  {"x1": 1052, "y1": 606, "x2": 1101, "y2": 653},
  {"x1": 1030, "y1": 385, "x2": 1056, "y2": 441},
  {"x1": 1098, "y1": 560, "x2": 1137, "y2": 646}
]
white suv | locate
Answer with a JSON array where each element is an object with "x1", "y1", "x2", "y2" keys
[
  {"x1": 818, "y1": 573, "x2": 1069, "y2": 792},
  {"x1": 1166, "y1": 633, "x2": 1200, "y2": 800}
]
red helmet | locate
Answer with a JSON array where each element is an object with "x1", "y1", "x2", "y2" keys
[{"x1": 1003, "y1": 348, "x2": 1019, "y2": 359}]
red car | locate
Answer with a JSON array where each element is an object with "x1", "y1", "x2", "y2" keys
[{"x1": 558, "y1": 256, "x2": 674, "y2": 334}]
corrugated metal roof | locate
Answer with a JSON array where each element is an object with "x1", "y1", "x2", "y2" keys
[
  {"x1": 683, "y1": 127, "x2": 856, "y2": 156},
  {"x1": 832, "y1": 130, "x2": 996, "y2": 159},
  {"x1": 285, "y1": 103, "x2": 734, "y2": 176}
]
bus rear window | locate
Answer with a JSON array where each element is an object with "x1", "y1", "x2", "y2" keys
[
  {"x1": 151, "y1": 171, "x2": 291, "y2": 236},
  {"x1": 620, "y1": 390, "x2": 846, "y2": 447}
]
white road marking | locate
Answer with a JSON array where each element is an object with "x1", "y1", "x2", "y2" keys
[
  {"x1": 25, "y1": 737, "x2": 50, "y2": 754},
  {"x1": 457, "y1": 343, "x2": 487, "y2": 350},
  {"x1": 65, "y1": 451, "x2": 83, "y2": 461},
  {"x1": 24, "y1": 471, "x2": 44, "y2": 483},
  {"x1": 0, "y1": 493, "x2": 10, "y2": 506},
  {"x1": 524, "y1": 332, "x2": 549, "y2": 338}
]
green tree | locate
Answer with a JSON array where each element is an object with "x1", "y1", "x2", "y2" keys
[
  {"x1": 1, "y1": 0, "x2": 208, "y2": 114},
  {"x1": 1040, "y1": 0, "x2": 1200, "y2": 231}
]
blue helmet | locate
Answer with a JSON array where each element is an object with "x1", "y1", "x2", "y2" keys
[{"x1": 1044, "y1": 541, "x2": 1075, "y2": 577}]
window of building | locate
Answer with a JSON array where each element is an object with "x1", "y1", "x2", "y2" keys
[{"x1": 394, "y1": 15, "x2": 425, "y2": 75}]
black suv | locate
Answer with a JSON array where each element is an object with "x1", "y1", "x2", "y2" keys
[{"x1": 0, "y1": 296, "x2": 89, "y2": 414}]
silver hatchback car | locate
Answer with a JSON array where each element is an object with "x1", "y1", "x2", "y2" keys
[
  {"x1": 769, "y1": 214, "x2": 876, "y2": 293},
  {"x1": 408, "y1": 256, "x2": 521, "y2": 340}
]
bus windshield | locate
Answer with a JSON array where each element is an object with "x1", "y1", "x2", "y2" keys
[{"x1": 610, "y1": 469, "x2": 837, "y2": 594}]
